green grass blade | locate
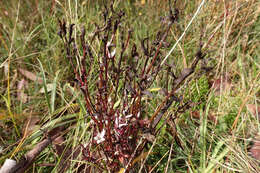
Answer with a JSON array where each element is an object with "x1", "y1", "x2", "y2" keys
[
  {"x1": 50, "y1": 70, "x2": 60, "y2": 114},
  {"x1": 65, "y1": 83, "x2": 87, "y2": 114},
  {"x1": 1, "y1": 94, "x2": 19, "y2": 137},
  {"x1": 205, "y1": 147, "x2": 230, "y2": 172},
  {"x1": 38, "y1": 59, "x2": 51, "y2": 114},
  {"x1": 199, "y1": 103, "x2": 210, "y2": 172},
  {"x1": 211, "y1": 140, "x2": 225, "y2": 159}
]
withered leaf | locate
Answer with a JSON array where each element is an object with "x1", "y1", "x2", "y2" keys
[
  {"x1": 250, "y1": 135, "x2": 260, "y2": 161},
  {"x1": 247, "y1": 104, "x2": 260, "y2": 120},
  {"x1": 17, "y1": 79, "x2": 28, "y2": 103},
  {"x1": 190, "y1": 111, "x2": 217, "y2": 124},
  {"x1": 142, "y1": 132, "x2": 155, "y2": 142},
  {"x1": 211, "y1": 76, "x2": 231, "y2": 95},
  {"x1": 53, "y1": 136, "x2": 65, "y2": 157},
  {"x1": 18, "y1": 68, "x2": 43, "y2": 84},
  {"x1": 39, "y1": 83, "x2": 55, "y2": 93},
  {"x1": 22, "y1": 116, "x2": 40, "y2": 136}
]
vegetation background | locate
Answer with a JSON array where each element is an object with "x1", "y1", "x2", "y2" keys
[{"x1": 0, "y1": 0, "x2": 259, "y2": 172}]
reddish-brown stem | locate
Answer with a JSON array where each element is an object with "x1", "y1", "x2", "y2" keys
[{"x1": 144, "y1": 22, "x2": 172, "y2": 77}]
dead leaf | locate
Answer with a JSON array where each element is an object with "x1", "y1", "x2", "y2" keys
[
  {"x1": 48, "y1": 126, "x2": 66, "y2": 158},
  {"x1": 174, "y1": 68, "x2": 194, "y2": 87},
  {"x1": 22, "y1": 116, "x2": 40, "y2": 136},
  {"x1": 10, "y1": 69, "x2": 18, "y2": 89},
  {"x1": 53, "y1": 136, "x2": 65, "y2": 157},
  {"x1": 17, "y1": 79, "x2": 27, "y2": 90},
  {"x1": 142, "y1": 133, "x2": 155, "y2": 142},
  {"x1": 250, "y1": 135, "x2": 260, "y2": 161},
  {"x1": 53, "y1": 136, "x2": 64, "y2": 145},
  {"x1": 190, "y1": 111, "x2": 200, "y2": 119},
  {"x1": 167, "y1": 118, "x2": 184, "y2": 150},
  {"x1": 211, "y1": 76, "x2": 231, "y2": 95},
  {"x1": 166, "y1": 118, "x2": 177, "y2": 137},
  {"x1": 3, "y1": 61, "x2": 9, "y2": 77},
  {"x1": 18, "y1": 93, "x2": 28, "y2": 104},
  {"x1": 17, "y1": 79, "x2": 28, "y2": 103},
  {"x1": 18, "y1": 68, "x2": 43, "y2": 84},
  {"x1": 247, "y1": 104, "x2": 260, "y2": 120},
  {"x1": 39, "y1": 83, "x2": 55, "y2": 93},
  {"x1": 190, "y1": 111, "x2": 217, "y2": 124}
]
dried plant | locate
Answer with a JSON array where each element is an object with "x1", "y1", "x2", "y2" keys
[{"x1": 58, "y1": 0, "x2": 206, "y2": 172}]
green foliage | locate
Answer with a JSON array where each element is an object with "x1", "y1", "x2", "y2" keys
[
  {"x1": 185, "y1": 75, "x2": 210, "y2": 110},
  {"x1": 146, "y1": 142, "x2": 169, "y2": 172},
  {"x1": 216, "y1": 108, "x2": 238, "y2": 133}
]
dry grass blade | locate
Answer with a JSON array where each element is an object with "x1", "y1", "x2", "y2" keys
[
  {"x1": 232, "y1": 72, "x2": 260, "y2": 132},
  {"x1": 164, "y1": 140, "x2": 174, "y2": 173}
]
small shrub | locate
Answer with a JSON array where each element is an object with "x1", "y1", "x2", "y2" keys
[{"x1": 58, "y1": 0, "x2": 206, "y2": 172}]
